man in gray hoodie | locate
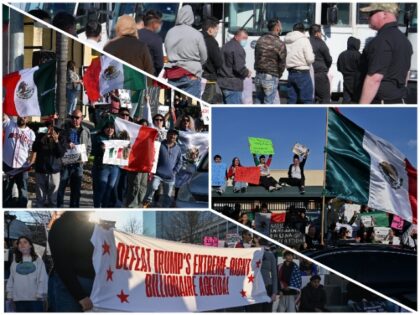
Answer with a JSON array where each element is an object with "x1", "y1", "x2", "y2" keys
[
  {"x1": 164, "y1": 5, "x2": 207, "y2": 98},
  {"x1": 284, "y1": 23, "x2": 315, "y2": 104}
]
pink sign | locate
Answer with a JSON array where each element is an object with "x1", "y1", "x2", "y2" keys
[
  {"x1": 391, "y1": 215, "x2": 404, "y2": 231},
  {"x1": 203, "y1": 236, "x2": 219, "y2": 247}
]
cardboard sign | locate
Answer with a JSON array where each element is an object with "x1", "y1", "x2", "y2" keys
[
  {"x1": 248, "y1": 137, "x2": 275, "y2": 155},
  {"x1": 200, "y1": 103, "x2": 210, "y2": 126},
  {"x1": 391, "y1": 215, "x2": 404, "y2": 231},
  {"x1": 203, "y1": 236, "x2": 219, "y2": 247},
  {"x1": 360, "y1": 215, "x2": 374, "y2": 228},
  {"x1": 373, "y1": 227, "x2": 391, "y2": 243},
  {"x1": 292, "y1": 143, "x2": 308, "y2": 156},
  {"x1": 235, "y1": 166, "x2": 260, "y2": 185},
  {"x1": 103, "y1": 140, "x2": 131, "y2": 166},
  {"x1": 269, "y1": 223, "x2": 305, "y2": 247},
  {"x1": 62, "y1": 144, "x2": 88, "y2": 165},
  {"x1": 90, "y1": 227, "x2": 270, "y2": 312},
  {"x1": 254, "y1": 213, "x2": 271, "y2": 236},
  {"x1": 212, "y1": 163, "x2": 227, "y2": 186},
  {"x1": 226, "y1": 233, "x2": 241, "y2": 248}
]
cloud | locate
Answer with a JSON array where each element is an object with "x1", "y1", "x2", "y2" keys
[{"x1": 407, "y1": 139, "x2": 417, "y2": 148}]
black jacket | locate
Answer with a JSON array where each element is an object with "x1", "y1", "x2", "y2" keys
[
  {"x1": 202, "y1": 31, "x2": 222, "y2": 81},
  {"x1": 337, "y1": 37, "x2": 362, "y2": 100},
  {"x1": 138, "y1": 28, "x2": 164, "y2": 76},
  {"x1": 288, "y1": 157, "x2": 307, "y2": 180},
  {"x1": 217, "y1": 39, "x2": 249, "y2": 91},
  {"x1": 309, "y1": 36, "x2": 332, "y2": 73},
  {"x1": 299, "y1": 284, "x2": 327, "y2": 312},
  {"x1": 32, "y1": 130, "x2": 66, "y2": 174}
]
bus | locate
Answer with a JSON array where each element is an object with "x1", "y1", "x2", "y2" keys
[{"x1": 190, "y1": 2, "x2": 417, "y2": 102}]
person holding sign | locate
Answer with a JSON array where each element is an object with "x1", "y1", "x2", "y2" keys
[
  {"x1": 57, "y1": 110, "x2": 92, "y2": 208},
  {"x1": 92, "y1": 121, "x2": 121, "y2": 208},
  {"x1": 212, "y1": 155, "x2": 227, "y2": 195},
  {"x1": 227, "y1": 157, "x2": 248, "y2": 193},
  {"x1": 277, "y1": 251, "x2": 302, "y2": 312},
  {"x1": 253, "y1": 154, "x2": 281, "y2": 192},
  {"x1": 279, "y1": 151, "x2": 308, "y2": 194}
]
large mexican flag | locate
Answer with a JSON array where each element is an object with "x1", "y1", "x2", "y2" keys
[
  {"x1": 83, "y1": 55, "x2": 146, "y2": 102},
  {"x1": 325, "y1": 109, "x2": 417, "y2": 224},
  {"x1": 3, "y1": 61, "x2": 56, "y2": 116}
]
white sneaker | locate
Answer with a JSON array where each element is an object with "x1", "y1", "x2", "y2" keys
[{"x1": 269, "y1": 186, "x2": 275, "y2": 192}]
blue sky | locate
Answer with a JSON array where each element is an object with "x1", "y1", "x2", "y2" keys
[{"x1": 212, "y1": 107, "x2": 417, "y2": 169}]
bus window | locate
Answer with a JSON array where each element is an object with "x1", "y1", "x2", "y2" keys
[
  {"x1": 321, "y1": 3, "x2": 350, "y2": 26},
  {"x1": 357, "y1": 3, "x2": 417, "y2": 27}
]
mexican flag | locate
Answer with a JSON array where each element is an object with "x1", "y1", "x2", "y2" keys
[
  {"x1": 113, "y1": 117, "x2": 159, "y2": 173},
  {"x1": 83, "y1": 55, "x2": 146, "y2": 102},
  {"x1": 325, "y1": 109, "x2": 417, "y2": 224},
  {"x1": 3, "y1": 61, "x2": 56, "y2": 116}
]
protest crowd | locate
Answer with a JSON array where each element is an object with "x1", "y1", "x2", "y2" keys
[{"x1": 43, "y1": 3, "x2": 413, "y2": 105}]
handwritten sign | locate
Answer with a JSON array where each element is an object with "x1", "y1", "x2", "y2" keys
[
  {"x1": 248, "y1": 137, "x2": 274, "y2": 155},
  {"x1": 103, "y1": 140, "x2": 131, "y2": 166},
  {"x1": 225, "y1": 233, "x2": 241, "y2": 248},
  {"x1": 203, "y1": 236, "x2": 219, "y2": 247},
  {"x1": 391, "y1": 215, "x2": 404, "y2": 231},
  {"x1": 212, "y1": 163, "x2": 227, "y2": 186},
  {"x1": 292, "y1": 143, "x2": 308, "y2": 156},
  {"x1": 200, "y1": 103, "x2": 210, "y2": 125},
  {"x1": 269, "y1": 223, "x2": 305, "y2": 247},
  {"x1": 62, "y1": 144, "x2": 88, "y2": 165},
  {"x1": 235, "y1": 166, "x2": 260, "y2": 185}
]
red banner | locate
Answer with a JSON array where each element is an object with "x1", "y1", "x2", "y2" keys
[{"x1": 235, "y1": 167, "x2": 260, "y2": 185}]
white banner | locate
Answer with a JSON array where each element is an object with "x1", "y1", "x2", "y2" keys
[
  {"x1": 62, "y1": 144, "x2": 87, "y2": 165},
  {"x1": 90, "y1": 226, "x2": 270, "y2": 312},
  {"x1": 102, "y1": 140, "x2": 131, "y2": 166}
]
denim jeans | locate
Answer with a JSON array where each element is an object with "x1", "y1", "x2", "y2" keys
[
  {"x1": 168, "y1": 76, "x2": 201, "y2": 99},
  {"x1": 3, "y1": 162, "x2": 28, "y2": 208},
  {"x1": 57, "y1": 164, "x2": 83, "y2": 208},
  {"x1": 92, "y1": 164, "x2": 120, "y2": 208},
  {"x1": 221, "y1": 89, "x2": 242, "y2": 104},
  {"x1": 14, "y1": 301, "x2": 44, "y2": 312},
  {"x1": 145, "y1": 175, "x2": 175, "y2": 208},
  {"x1": 287, "y1": 71, "x2": 314, "y2": 104},
  {"x1": 255, "y1": 72, "x2": 279, "y2": 104},
  {"x1": 35, "y1": 172, "x2": 60, "y2": 207},
  {"x1": 233, "y1": 181, "x2": 248, "y2": 191},
  {"x1": 66, "y1": 89, "x2": 78, "y2": 115},
  {"x1": 48, "y1": 273, "x2": 93, "y2": 312}
]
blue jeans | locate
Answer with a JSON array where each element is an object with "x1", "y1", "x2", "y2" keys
[
  {"x1": 287, "y1": 71, "x2": 314, "y2": 104},
  {"x1": 221, "y1": 89, "x2": 242, "y2": 104},
  {"x1": 14, "y1": 301, "x2": 44, "y2": 312},
  {"x1": 3, "y1": 163, "x2": 28, "y2": 208},
  {"x1": 66, "y1": 89, "x2": 78, "y2": 115},
  {"x1": 57, "y1": 164, "x2": 83, "y2": 208},
  {"x1": 233, "y1": 181, "x2": 247, "y2": 191},
  {"x1": 168, "y1": 76, "x2": 201, "y2": 99},
  {"x1": 48, "y1": 273, "x2": 93, "y2": 312},
  {"x1": 255, "y1": 73, "x2": 279, "y2": 104},
  {"x1": 145, "y1": 175, "x2": 175, "y2": 207},
  {"x1": 92, "y1": 164, "x2": 120, "y2": 208}
]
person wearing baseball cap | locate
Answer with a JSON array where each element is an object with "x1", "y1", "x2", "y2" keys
[{"x1": 359, "y1": 3, "x2": 413, "y2": 104}]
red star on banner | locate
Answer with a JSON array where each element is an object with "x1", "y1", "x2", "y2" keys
[
  {"x1": 255, "y1": 260, "x2": 261, "y2": 268},
  {"x1": 248, "y1": 274, "x2": 255, "y2": 283},
  {"x1": 102, "y1": 241, "x2": 110, "y2": 255},
  {"x1": 240, "y1": 289, "x2": 247, "y2": 298},
  {"x1": 117, "y1": 289, "x2": 129, "y2": 303},
  {"x1": 106, "y1": 266, "x2": 113, "y2": 281}
]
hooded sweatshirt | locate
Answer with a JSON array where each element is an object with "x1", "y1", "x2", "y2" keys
[
  {"x1": 337, "y1": 37, "x2": 362, "y2": 100},
  {"x1": 164, "y1": 5, "x2": 208, "y2": 77},
  {"x1": 285, "y1": 31, "x2": 315, "y2": 70}
]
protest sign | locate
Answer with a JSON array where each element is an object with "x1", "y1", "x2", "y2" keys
[
  {"x1": 62, "y1": 144, "x2": 88, "y2": 165},
  {"x1": 235, "y1": 167, "x2": 260, "y2": 185},
  {"x1": 374, "y1": 227, "x2": 391, "y2": 243},
  {"x1": 391, "y1": 215, "x2": 404, "y2": 231},
  {"x1": 203, "y1": 236, "x2": 219, "y2": 247},
  {"x1": 360, "y1": 215, "x2": 374, "y2": 228},
  {"x1": 360, "y1": 211, "x2": 389, "y2": 227},
  {"x1": 90, "y1": 227, "x2": 270, "y2": 312},
  {"x1": 226, "y1": 234, "x2": 241, "y2": 248},
  {"x1": 269, "y1": 224, "x2": 305, "y2": 247},
  {"x1": 157, "y1": 105, "x2": 169, "y2": 117},
  {"x1": 248, "y1": 137, "x2": 274, "y2": 155},
  {"x1": 200, "y1": 103, "x2": 210, "y2": 126},
  {"x1": 292, "y1": 143, "x2": 309, "y2": 156},
  {"x1": 271, "y1": 211, "x2": 286, "y2": 223},
  {"x1": 254, "y1": 213, "x2": 271, "y2": 236},
  {"x1": 212, "y1": 163, "x2": 227, "y2": 186},
  {"x1": 103, "y1": 140, "x2": 131, "y2": 166}
]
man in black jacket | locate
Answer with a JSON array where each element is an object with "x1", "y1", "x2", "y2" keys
[
  {"x1": 279, "y1": 151, "x2": 308, "y2": 194},
  {"x1": 337, "y1": 37, "x2": 362, "y2": 103},
  {"x1": 218, "y1": 28, "x2": 251, "y2": 104},
  {"x1": 201, "y1": 17, "x2": 223, "y2": 104},
  {"x1": 309, "y1": 24, "x2": 332, "y2": 104},
  {"x1": 299, "y1": 275, "x2": 327, "y2": 312}
]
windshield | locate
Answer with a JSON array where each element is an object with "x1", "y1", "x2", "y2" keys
[
  {"x1": 198, "y1": 153, "x2": 208, "y2": 172},
  {"x1": 227, "y1": 3, "x2": 314, "y2": 36}
]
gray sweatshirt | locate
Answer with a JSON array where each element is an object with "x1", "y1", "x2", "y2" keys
[
  {"x1": 6, "y1": 256, "x2": 48, "y2": 301},
  {"x1": 164, "y1": 5, "x2": 208, "y2": 77}
]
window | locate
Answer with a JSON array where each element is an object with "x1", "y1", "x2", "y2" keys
[{"x1": 321, "y1": 3, "x2": 350, "y2": 26}]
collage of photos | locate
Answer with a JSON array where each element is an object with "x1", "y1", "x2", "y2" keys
[{"x1": 1, "y1": 1, "x2": 418, "y2": 314}]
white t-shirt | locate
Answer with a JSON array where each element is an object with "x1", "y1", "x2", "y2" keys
[
  {"x1": 3, "y1": 117, "x2": 36, "y2": 168},
  {"x1": 291, "y1": 165, "x2": 302, "y2": 179}
]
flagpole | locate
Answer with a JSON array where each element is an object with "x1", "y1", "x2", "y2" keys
[{"x1": 320, "y1": 108, "x2": 329, "y2": 246}]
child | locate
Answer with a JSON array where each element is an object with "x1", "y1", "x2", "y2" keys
[{"x1": 6, "y1": 236, "x2": 48, "y2": 312}]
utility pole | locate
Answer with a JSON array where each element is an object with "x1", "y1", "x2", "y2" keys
[
  {"x1": 9, "y1": 8, "x2": 24, "y2": 73},
  {"x1": 55, "y1": 31, "x2": 68, "y2": 127}
]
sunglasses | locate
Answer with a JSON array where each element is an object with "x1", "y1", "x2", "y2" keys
[
  {"x1": 71, "y1": 116, "x2": 82, "y2": 119},
  {"x1": 154, "y1": 118, "x2": 163, "y2": 121},
  {"x1": 120, "y1": 113, "x2": 130, "y2": 117}
]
